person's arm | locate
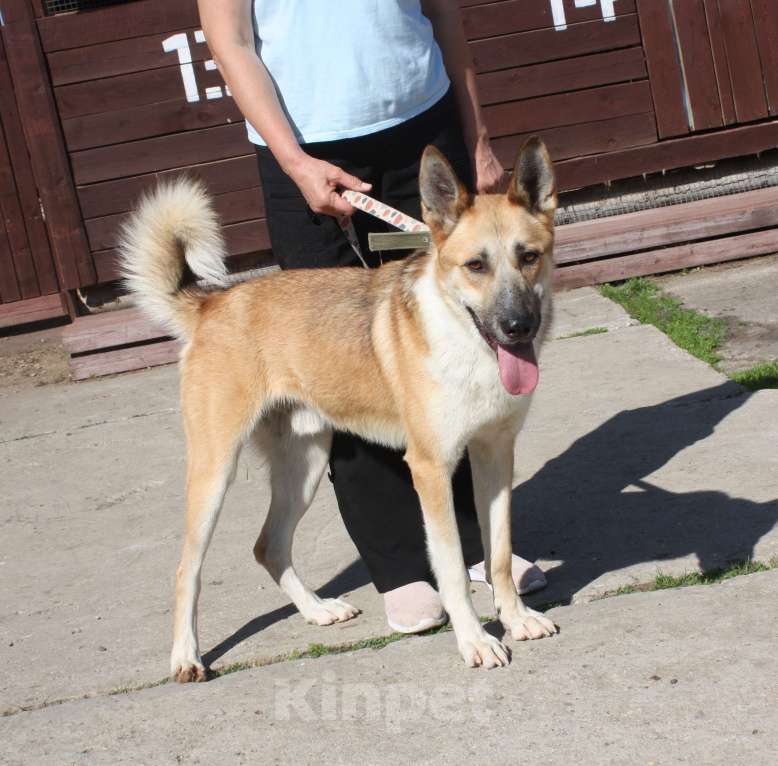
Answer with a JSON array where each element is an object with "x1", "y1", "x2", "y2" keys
[
  {"x1": 197, "y1": 0, "x2": 370, "y2": 217},
  {"x1": 421, "y1": 0, "x2": 504, "y2": 192}
]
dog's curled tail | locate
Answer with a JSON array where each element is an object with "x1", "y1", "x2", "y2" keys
[{"x1": 119, "y1": 177, "x2": 228, "y2": 340}]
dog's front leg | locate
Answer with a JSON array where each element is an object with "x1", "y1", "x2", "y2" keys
[
  {"x1": 406, "y1": 445, "x2": 510, "y2": 668},
  {"x1": 469, "y1": 431, "x2": 557, "y2": 643}
]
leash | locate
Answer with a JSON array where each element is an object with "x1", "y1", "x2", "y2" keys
[{"x1": 338, "y1": 190, "x2": 431, "y2": 267}]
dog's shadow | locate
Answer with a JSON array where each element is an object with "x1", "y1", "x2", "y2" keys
[
  {"x1": 205, "y1": 381, "x2": 778, "y2": 664},
  {"x1": 515, "y1": 382, "x2": 778, "y2": 604}
]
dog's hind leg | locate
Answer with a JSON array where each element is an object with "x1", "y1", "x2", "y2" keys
[
  {"x1": 468, "y1": 428, "x2": 557, "y2": 644},
  {"x1": 253, "y1": 412, "x2": 360, "y2": 625},
  {"x1": 170, "y1": 387, "x2": 246, "y2": 684}
]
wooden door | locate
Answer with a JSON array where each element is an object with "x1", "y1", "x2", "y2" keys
[
  {"x1": 638, "y1": 0, "x2": 778, "y2": 138},
  {"x1": 0, "y1": 33, "x2": 60, "y2": 305}
]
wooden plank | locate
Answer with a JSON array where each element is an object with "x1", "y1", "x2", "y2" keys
[
  {"x1": 0, "y1": 292, "x2": 65, "y2": 328},
  {"x1": 46, "y1": 27, "x2": 209, "y2": 86},
  {"x1": 222, "y1": 219, "x2": 270, "y2": 257},
  {"x1": 671, "y1": 0, "x2": 723, "y2": 130},
  {"x1": 92, "y1": 219, "x2": 272, "y2": 283},
  {"x1": 0, "y1": 34, "x2": 58, "y2": 296},
  {"x1": 37, "y1": 0, "x2": 199, "y2": 52},
  {"x1": 484, "y1": 81, "x2": 653, "y2": 139},
  {"x1": 69, "y1": 339, "x2": 181, "y2": 381},
  {"x1": 470, "y1": 14, "x2": 641, "y2": 73},
  {"x1": 717, "y1": 0, "x2": 768, "y2": 122},
  {"x1": 492, "y1": 112, "x2": 657, "y2": 166},
  {"x1": 77, "y1": 154, "x2": 260, "y2": 219},
  {"x1": 55, "y1": 62, "x2": 227, "y2": 120},
  {"x1": 71, "y1": 122, "x2": 249, "y2": 185},
  {"x1": 2, "y1": 0, "x2": 95, "y2": 290},
  {"x1": 636, "y1": 0, "x2": 689, "y2": 138},
  {"x1": 554, "y1": 186, "x2": 778, "y2": 265},
  {"x1": 85, "y1": 187, "x2": 265, "y2": 251},
  {"x1": 0, "y1": 117, "x2": 38, "y2": 299},
  {"x1": 463, "y1": 0, "x2": 636, "y2": 39},
  {"x1": 477, "y1": 47, "x2": 647, "y2": 106},
  {"x1": 0, "y1": 211, "x2": 20, "y2": 302},
  {"x1": 555, "y1": 120, "x2": 778, "y2": 192},
  {"x1": 750, "y1": 0, "x2": 778, "y2": 116},
  {"x1": 62, "y1": 306, "x2": 167, "y2": 354},
  {"x1": 63, "y1": 93, "x2": 243, "y2": 152},
  {"x1": 703, "y1": 0, "x2": 737, "y2": 124},
  {"x1": 555, "y1": 229, "x2": 778, "y2": 289}
]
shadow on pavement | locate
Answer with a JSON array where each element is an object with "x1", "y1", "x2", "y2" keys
[
  {"x1": 514, "y1": 382, "x2": 778, "y2": 603},
  {"x1": 203, "y1": 558, "x2": 369, "y2": 667}
]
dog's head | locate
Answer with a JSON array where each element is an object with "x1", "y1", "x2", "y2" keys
[{"x1": 419, "y1": 137, "x2": 556, "y2": 394}]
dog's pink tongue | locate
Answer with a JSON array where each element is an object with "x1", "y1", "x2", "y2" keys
[{"x1": 497, "y1": 343, "x2": 539, "y2": 395}]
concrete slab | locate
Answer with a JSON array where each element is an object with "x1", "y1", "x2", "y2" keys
[
  {"x1": 657, "y1": 254, "x2": 778, "y2": 373},
  {"x1": 550, "y1": 285, "x2": 637, "y2": 338},
  {"x1": 2, "y1": 571, "x2": 776, "y2": 765},
  {"x1": 1, "y1": 293, "x2": 776, "y2": 717}
]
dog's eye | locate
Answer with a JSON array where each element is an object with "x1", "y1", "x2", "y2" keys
[
  {"x1": 520, "y1": 250, "x2": 540, "y2": 266},
  {"x1": 465, "y1": 259, "x2": 485, "y2": 273}
]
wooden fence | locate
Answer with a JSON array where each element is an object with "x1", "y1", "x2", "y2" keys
[{"x1": 1, "y1": 0, "x2": 778, "y2": 328}]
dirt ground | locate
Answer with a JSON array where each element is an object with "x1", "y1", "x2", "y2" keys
[{"x1": 0, "y1": 323, "x2": 70, "y2": 390}]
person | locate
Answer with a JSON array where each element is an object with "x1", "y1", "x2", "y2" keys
[{"x1": 197, "y1": 0, "x2": 547, "y2": 633}]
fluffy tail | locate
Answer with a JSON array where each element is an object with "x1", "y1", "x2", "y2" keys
[{"x1": 119, "y1": 178, "x2": 228, "y2": 340}]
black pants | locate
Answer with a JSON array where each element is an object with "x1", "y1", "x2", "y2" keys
[{"x1": 256, "y1": 90, "x2": 484, "y2": 592}]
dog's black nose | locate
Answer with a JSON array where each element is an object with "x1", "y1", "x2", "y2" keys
[{"x1": 499, "y1": 315, "x2": 534, "y2": 339}]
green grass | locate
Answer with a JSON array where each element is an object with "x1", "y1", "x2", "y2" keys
[
  {"x1": 600, "y1": 558, "x2": 778, "y2": 599},
  {"x1": 558, "y1": 326, "x2": 608, "y2": 340},
  {"x1": 600, "y1": 278, "x2": 728, "y2": 366},
  {"x1": 731, "y1": 359, "x2": 778, "y2": 391}
]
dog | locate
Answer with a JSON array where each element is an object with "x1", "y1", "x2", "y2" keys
[{"x1": 120, "y1": 137, "x2": 559, "y2": 682}]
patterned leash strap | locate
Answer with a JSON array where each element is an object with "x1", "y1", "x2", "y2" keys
[{"x1": 338, "y1": 190, "x2": 430, "y2": 268}]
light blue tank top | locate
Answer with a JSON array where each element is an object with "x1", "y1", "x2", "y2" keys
[{"x1": 247, "y1": 0, "x2": 450, "y2": 145}]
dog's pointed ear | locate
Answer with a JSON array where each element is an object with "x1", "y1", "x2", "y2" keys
[
  {"x1": 420, "y1": 145, "x2": 471, "y2": 238},
  {"x1": 508, "y1": 137, "x2": 557, "y2": 217}
]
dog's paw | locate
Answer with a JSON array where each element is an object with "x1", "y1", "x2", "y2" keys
[
  {"x1": 171, "y1": 659, "x2": 207, "y2": 683},
  {"x1": 505, "y1": 608, "x2": 557, "y2": 641},
  {"x1": 458, "y1": 632, "x2": 510, "y2": 669},
  {"x1": 304, "y1": 598, "x2": 361, "y2": 626}
]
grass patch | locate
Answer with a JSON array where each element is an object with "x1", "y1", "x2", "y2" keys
[
  {"x1": 558, "y1": 326, "x2": 608, "y2": 340},
  {"x1": 731, "y1": 359, "x2": 778, "y2": 391},
  {"x1": 600, "y1": 278, "x2": 727, "y2": 366},
  {"x1": 211, "y1": 626, "x2": 460, "y2": 680},
  {"x1": 599, "y1": 558, "x2": 778, "y2": 599}
]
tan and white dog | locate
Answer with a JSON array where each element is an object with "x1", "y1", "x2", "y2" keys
[{"x1": 120, "y1": 138, "x2": 559, "y2": 683}]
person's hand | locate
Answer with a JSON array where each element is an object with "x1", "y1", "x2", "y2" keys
[
  {"x1": 286, "y1": 153, "x2": 371, "y2": 218},
  {"x1": 473, "y1": 133, "x2": 505, "y2": 193}
]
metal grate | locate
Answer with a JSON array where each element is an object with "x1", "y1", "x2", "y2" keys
[
  {"x1": 557, "y1": 149, "x2": 778, "y2": 226},
  {"x1": 43, "y1": 0, "x2": 135, "y2": 15}
]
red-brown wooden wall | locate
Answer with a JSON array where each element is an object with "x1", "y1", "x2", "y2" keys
[{"x1": 1, "y1": 0, "x2": 778, "y2": 317}]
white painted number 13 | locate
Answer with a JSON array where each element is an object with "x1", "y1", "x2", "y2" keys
[
  {"x1": 162, "y1": 30, "x2": 232, "y2": 103},
  {"x1": 550, "y1": 0, "x2": 618, "y2": 31}
]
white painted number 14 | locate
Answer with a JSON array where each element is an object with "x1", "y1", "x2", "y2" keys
[{"x1": 550, "y1": 0, "x2": 618, "y2": 31}]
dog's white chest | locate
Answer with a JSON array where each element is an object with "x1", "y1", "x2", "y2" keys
[{"x1": 415, "y1": 272, "x2": 532, "y2": 451}]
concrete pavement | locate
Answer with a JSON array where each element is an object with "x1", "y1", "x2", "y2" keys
[
  {"x1": 1, "y1": 284, "x2": 777, "y2": 763},
  {"x1": 2, "y1": 571, "x2": 776, "y2": 765}
]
